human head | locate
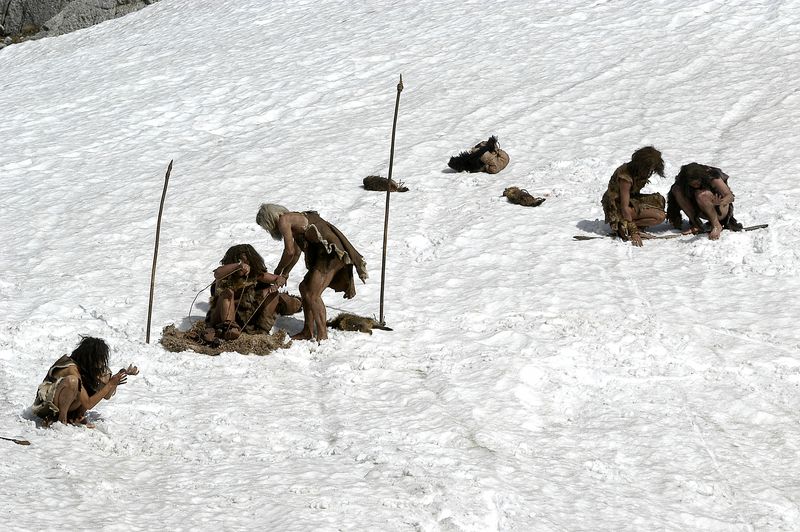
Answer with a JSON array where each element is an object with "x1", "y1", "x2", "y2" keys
[
  {"x1": 70, "y1": 336, "x2": 110, "y2": 394},
  {"x1": 628, "y1": 146, "x2": 665, "y2": 180},
  {"x1": 221, "y1": 244, "x2": 267, "y2": 274},
  {"x1": 676, "y1": 162, "x2": 714, "y2": 193},
  {"x1": 256, "y1": 203, "x2": 289, "y2": 241}
]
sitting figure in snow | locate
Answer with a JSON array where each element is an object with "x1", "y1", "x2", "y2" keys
[
  {"x1": 32, "y1": 337, "x2": 138, "y2": 427},
  {"x1": 447, "y1": 135, "x2": 510, "y2": 174},
  {"x1": 205, "y1": 243, "x2": 293, "y2": 341},
  {"x1": 601, "y1": 146, "x2": 666, "y2": 247},
  {"x1": 666, "y1": 162, "x2": 742, "y2": 240},
  {"x1": 256, "y1": 204, "x2": 368, "y2": 342}
]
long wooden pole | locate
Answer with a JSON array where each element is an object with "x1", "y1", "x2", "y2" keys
[
  {"x1": 379, "y1": 75, "x2": 403, "y2": 327},
  {"x1": 146, "y1": 160, "x2": 173, "y2": 343}
]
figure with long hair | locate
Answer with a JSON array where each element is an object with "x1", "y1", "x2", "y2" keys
[
  {"x1": 205, "y1": 243, "x2": 289, "y2": 341},
  {"x1": 666, "y1": 162, "x2": 742, "y2": 240},
  {"x1": 32, "y1": 337, "x2": 138, "y2": 426},
  {"x1": 601, "y1": 146, "x2": 667, "y2": 247},
  {"x1": 256, "y1": 204, "x2": 368, "y2": 341}
]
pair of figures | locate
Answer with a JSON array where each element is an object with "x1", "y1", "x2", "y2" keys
[
  {"x1": 205, "y1": 205, "x2": 368, "y2": 343},
  {"x1": 602, "y1": 146, "x2": 742, "y2": 247}
]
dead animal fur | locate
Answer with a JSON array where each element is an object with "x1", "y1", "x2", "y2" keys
[
  {"x1": 327, "y1": 313, "x2": 392, "y2": 335},
  {"x1": 502, "y1": 187, "x2": 546, "y2": 207},
  {"x1": 363, "y1": 175, "x2": 408, "y2": 192}
]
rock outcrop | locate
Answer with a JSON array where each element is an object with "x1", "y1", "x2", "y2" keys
[{"x1": 0, "y1": 0, "x2": 159, "y2": 47}]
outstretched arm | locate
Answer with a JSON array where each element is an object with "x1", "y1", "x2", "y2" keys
[{"x1": 62, "y1": 365, "x2": 129, "y2": 412}]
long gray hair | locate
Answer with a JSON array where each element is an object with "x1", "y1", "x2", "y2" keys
[{"x1": 256, "y1": 203, "x2": 289, "y2": 240}]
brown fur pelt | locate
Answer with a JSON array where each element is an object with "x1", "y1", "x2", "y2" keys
[
  {"x1": 502, "y1": 187, "x2": 546, "y2": 207},
  {"x1": 160, "y1": 322, "x2": 291, "y2": 356},
  {"x1": 448, "y1": 135, "x2": 500, "y2": 173},
  {"x1": 327, "y1": 313, "x2": 392, "y2": 335},
  {"x1": 363, "y1": 175, "x2": 408, "y2": 192}
]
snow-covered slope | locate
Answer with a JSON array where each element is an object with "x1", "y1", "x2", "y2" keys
[{"x1": 1, "y1": 0, "x2": 798, "y2": 530}]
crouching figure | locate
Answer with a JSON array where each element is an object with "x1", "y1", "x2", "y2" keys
[
  {"x1": 601, "y1": 146, "x2": 666, "y2": 247},
  {"x1": 32, "y1": 337, "x2": 137, "y2": 427},
  {"x1": 666, "y1": 162, "x2": 742, "y2": 240},
  {"x1": 205, "y1": 243, "x2": 294, "y2": 341}
]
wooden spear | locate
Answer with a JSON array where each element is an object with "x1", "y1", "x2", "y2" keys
[
  {"x1": 0, "y1": 436, "x2": 31, "y2": 446},
  {"x1": 378, "y1": 75, "x2": 404, "y2": 327},
  {"x1": 146, "y1": 160, "x2": 173, "y2": 343}
]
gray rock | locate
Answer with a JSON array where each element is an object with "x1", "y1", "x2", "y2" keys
[{"x1": 0, "y1": 0, "x2": 159, "y2": 42}]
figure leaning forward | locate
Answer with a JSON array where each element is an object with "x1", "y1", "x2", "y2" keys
[
  {"x1": 32, "y1": 337, "x2": 137, "y2": 427},
  {"x1": 666, "y1": 162, "x2": 742, "y2": 240},
  {"x1": 601, "y1": 146, "x2": 666, "y2": 247},
  {"x1": 256, "y1": 204, "x2": 368, "y2": 341}
]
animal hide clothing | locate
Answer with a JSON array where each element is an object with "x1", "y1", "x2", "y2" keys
[
  {"x1": 602, "y1": 162, "x2": 665, "y2": 233},
  {"x1": 298, "y1": 212, "x2": 368, "y2": 299},
  {"x1": 31, "y1": 355, "x2": 77, "y2": 421}
]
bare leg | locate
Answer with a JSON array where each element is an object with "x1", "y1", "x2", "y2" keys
[
  {"x1": 293, "y1": 268, "x2": 338, "y2": 341},
  {"x1": 634, "y1": 206, "x2": 666, "y2": 230},
  {"x1": 694, "y1": 190, "x2": 725, "y2": 240},
  {"x1": 670, "y1": 184, "x2": 702, "y2": 230},
  {"x1": 53, "y1": 375, "x2": 81, "y2": 425},
  {"x1": 214, "y1": 288, "x2": 237, "y2": 325}
]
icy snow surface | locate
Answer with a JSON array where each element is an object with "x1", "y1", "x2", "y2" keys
[{"x1": 1, "y1": 0, "x2": 799, "y2": 530}]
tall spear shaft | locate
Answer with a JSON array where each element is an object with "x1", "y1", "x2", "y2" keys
[
  {"x1": 146, "y1": 160, "x2": 173, "y2": 343},
  {"x1": 379, "y1": 75, "x2": 403, "y2": 327}
]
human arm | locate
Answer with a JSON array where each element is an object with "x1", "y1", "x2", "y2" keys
[
  {"x1": 62, "y1": 365, "x2": 129, "y2": 412},
  {"x1": 273, "y1": 212, "x2": 306, "y2": 281},
  {"x1": 709, "y1": 177, "x2": 735, "y2": 207},
  {"x1": 256, "y1": 270, "x2": 286, "y2": 288},
  {"x1": 213, "y1": 261, "x2": 247, "y2": 280}
]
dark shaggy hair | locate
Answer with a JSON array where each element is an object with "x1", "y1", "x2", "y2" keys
[
  {"x1": 447, "y1": 135, "x2": 499, "y2": 173},
  {"x1": 628, "y1": 146, "x2": 665, "y2": 180},
  {"x1": 220, "y1": 244, "x2": 267, "y2": 278},
  {"x1": 675, "y1": 162, "x2": 720, "y2": 197},
  {"x1": 69, "y1": 336, "x2": 110, "y2": 395},
  {"x1": 667, "y1": 163, "x2": 731, "y2": 229}
]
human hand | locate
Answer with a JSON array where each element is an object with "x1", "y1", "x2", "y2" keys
[
  {"x1": 630, "y1": 233, "x2": 643, "y2": 247},
  {"x1": 275, "y1": 275, "x2": 287, "y2": 287},
  {"x1": 110, "y1": 370, "x2": 128, "y2": 386},
  {"x1": 239, "y1": 262, "x2": 251, "y2": 276},
  {"x1": 123, "y1": 364, "x2": 139, "y2": 376}
]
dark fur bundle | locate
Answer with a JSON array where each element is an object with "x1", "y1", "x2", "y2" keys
[
  {"x1": 447, "y1": 135, "x2": 499, "y2": 173},
  {"x1": 363, "y1": 175, "x2": 408, "y2": 192},
  {"x1": 327, "y1": 313, "x2": 393, "y2": 334},
  {"x1": 502, "y1": 187, "x2": 545, "y2": 207}
]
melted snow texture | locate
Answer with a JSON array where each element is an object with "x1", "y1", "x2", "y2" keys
[{"x1": 1, "y1": 0, "x2": 799, "y2": 530}]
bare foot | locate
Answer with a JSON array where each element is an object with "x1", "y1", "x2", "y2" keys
[
  {"x1": 70, "y1": 416, "x2": 96, "y2": 429},
  {"x1": 291, "y1": 331, "x2": 313, "y2": 341},
  {"x1": 709, "y1": 225, "x2": 722, "y2": 240}
]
